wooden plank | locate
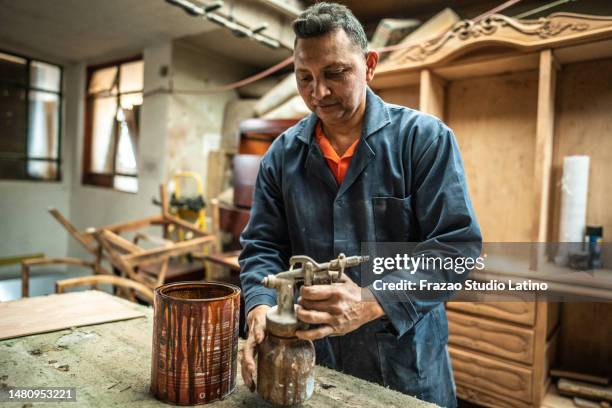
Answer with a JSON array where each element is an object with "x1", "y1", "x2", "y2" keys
[
  {"x1": 434, "y1": 52, "x2": 540, "y2": 82},
  {"x1": 550, "y1": 57, "x2": 612, "y2": 262},
  {"x1": 449, "y1": 346, "x2": 533, "y2": 403},
  {"x1": 557, "y1": 378, "x2": 612, "y2": 401},
  {"x1": 532, "y1": 301, "x2": 554, "y2": 405},
  {"x1": 419, "y1": 69, "x2": 445, "y2": 119},
  {"x1": 0, "y1": 303, "x2": 435, "y2": 408},
  {"x1": 447, "y1": 310, "x2": 534, "y2": 364},
  {"x1": 445, "y1": 70, "x2": 539, "y2": 242},
  {"x1": 0, "y1": 291, "x2": 145, "y2": 341},
  {"x1": 530, "y1": 49, "x2": 557, "y2": 271},
  {"x1": 377, "y1": 85, "x2": 419, "y2": 110},
  {"x1": 557, "y1": 303, "x2": 612, "y2": 379},
  {"x1": 447, "y1": 300, "x2": 536, "y2": 326}
]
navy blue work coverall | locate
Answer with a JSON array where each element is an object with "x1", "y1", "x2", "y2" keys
[{"x1": 239, "y1": 87, "x2": 482, "y2": 407}]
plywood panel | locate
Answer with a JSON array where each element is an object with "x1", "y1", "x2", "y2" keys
[
  {"x1": 447, "y1": 310, "x2": 534, "y2": 364},
  {"x1": 377, "y1": 85, "x2": 419, "y2": 110},
  {"x1": 0, "y1": 291, "x2": 145, "y2": 340},
  {"x1": 450, "y1": 346, "x2": 534, "y2": 403},
  {"x1": 446, "y1": 70, "x2": 539, "y2": 242},
  {"x1": 550, "y1": 57, "x2": 612, "y2": 249},
  {"x1": 557, "y1": 302, "x2": 612, "y2": 378}
]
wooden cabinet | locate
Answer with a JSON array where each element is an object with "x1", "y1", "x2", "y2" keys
[{"x1": 373, "y1": 12, "x2": 612, "y2": 408}]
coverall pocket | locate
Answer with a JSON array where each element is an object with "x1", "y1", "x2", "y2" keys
[{"x1": 372, "y1": 195, "x2": 415, "y2": 242}]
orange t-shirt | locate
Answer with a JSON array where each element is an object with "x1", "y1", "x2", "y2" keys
[{"x1": 314, "y1": 121, "x2": 360, "y2": 184}]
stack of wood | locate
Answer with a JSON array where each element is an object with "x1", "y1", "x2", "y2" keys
[{"x1": 552, "y1": 369, "x2": 612, "y2": 408}]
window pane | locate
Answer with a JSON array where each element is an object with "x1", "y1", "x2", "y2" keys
[
  {"x1": 88, "y1": 66, "x2": 117, "y2": 95},
  {"x1": 28, "y1": 91, "x2": 59, "y2": 159},
  {"x1": 119, "y1": 60, "x2": 143, "y2": 93},
  {"x1": 115, "y1": 106, "x2": 138, "y2": 175},
  {"x1": 0, "y1": 84, "x2": 27, "y2": 155},
  {"x1": 0, "y1": 159, "x2": 26, "y2": 179},
  {"x1": 114, "y1": 175, "x2": 138, "y2": 193},
  {"x1": 27, "y1": 160, "x2": 58, "y2": 180},
  {"x1": 30, "y1": 61, "x2": 61, "y2": 92},
  {"x1": 0, "y1": 52, "x2": 27, "y2": 84},
  {"x1": 90, "y1": 97, "x2": 117, "y2": 173},
  {"x1": 120, "y1": 93, "x2": 142, "y2": 110}
]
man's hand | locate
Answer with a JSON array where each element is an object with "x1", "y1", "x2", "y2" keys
[
  {"x1": 240, "y1": 304, "x2": 270, "y2": 392},
  {"x1": 295, "y1": 274, "x2": 385, "y2": 340}
]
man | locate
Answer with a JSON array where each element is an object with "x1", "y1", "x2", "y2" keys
[{"x1": 238, "y1": 3, "x2": 482, "y2": 407}]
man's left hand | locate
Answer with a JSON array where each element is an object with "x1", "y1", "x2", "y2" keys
[{"x1": 295, "y1": 274, "x2": 385, "y2": 340}]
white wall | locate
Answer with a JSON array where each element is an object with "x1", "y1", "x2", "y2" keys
[
  {"x1": 165, "y1": 42, "x2": 251, "y2": 196},
  {"x1": 0, "y1": 63, "x2": 78, "y2": 277}
]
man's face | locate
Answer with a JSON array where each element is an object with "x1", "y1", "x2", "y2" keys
[{"x1": 294, "y1": 29, "x2": 377, "y2": 125}]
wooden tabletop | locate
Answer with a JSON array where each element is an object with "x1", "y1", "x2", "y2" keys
[{"x1": 0, "y1": 292, "x2": 435, "y2": 407}]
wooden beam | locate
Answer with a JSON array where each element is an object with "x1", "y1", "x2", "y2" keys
[
  {"x1": 419, "y1": 69, "x2": 446, "y2": 119},
  {"x1": 530, "y1": 49, "x2": 558, "y2": 270}
]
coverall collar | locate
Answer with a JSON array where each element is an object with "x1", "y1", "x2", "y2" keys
[
  {"x1": 300, "y1": 87, "x2": 391, "y2": 196},
  {"x1": 296, "y1": 87, "x2": 391, "y2": 145}
]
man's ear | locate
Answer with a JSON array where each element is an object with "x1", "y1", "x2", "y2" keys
[{"x1": 365, "y1": 50, "x2": 379, "y2": 82}]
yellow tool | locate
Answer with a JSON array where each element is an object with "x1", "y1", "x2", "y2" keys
[{"x1": 167, "y1": 171, "x2": 207, "y2": 240}]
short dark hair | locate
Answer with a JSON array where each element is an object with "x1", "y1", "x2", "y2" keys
[{"x1": 292, "y1": 2, "x2": 367, "y2": 54}]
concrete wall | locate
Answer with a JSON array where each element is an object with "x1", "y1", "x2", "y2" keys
[{"x1": 165, "y1": 42, "x2": 250, "y2": 197}]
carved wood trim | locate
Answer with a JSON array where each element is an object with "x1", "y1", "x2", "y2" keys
[
  {"x1": 450, "y1": 346, "x2": 533, "y2": 403},
  {"x1": 378, "y1": 13, "x2": 612, "y2": 74}
]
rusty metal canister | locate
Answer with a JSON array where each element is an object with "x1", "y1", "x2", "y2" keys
[
  {"x1": 151, "y1": 281, "x2": 240, "y2": 405},
  {"x1": 257, "y1": 333, "x2": 315, "y2": 406}
]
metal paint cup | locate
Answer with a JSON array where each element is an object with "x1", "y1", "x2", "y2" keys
[{"x1": 151, "y1": 281, "x2": 241, "y2": 405}]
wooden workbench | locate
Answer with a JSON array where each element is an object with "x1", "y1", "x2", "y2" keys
[{"x1": 0, "y1": 293, "x2": 435, "y2": 407}]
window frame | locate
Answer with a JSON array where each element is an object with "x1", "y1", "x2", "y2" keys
[
  {"x1": 0, "y1": 48, "x2": 63, "y2": 182},
  {"x1": 82, "y1": 55, "x2": 143, "y2": 190}
]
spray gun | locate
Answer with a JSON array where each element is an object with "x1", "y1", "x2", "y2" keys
[{"x1": 256, "y1": 253, "x2": 369, "y2": 406}]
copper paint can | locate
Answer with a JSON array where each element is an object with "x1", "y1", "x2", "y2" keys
[{"x1": 151, "y1": 281, "x2": 240, "y2": 405}]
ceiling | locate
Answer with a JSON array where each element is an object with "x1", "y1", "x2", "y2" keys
[
  {"x1": 177, "y1": 29, "x2": 292, "y2": 69},
  {"x1": 0, "y1": 0, "x2": 271, "y2": 66}
]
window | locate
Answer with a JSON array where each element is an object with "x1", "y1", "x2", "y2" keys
[
  {"x1": 0, "y1": 51, "x2": 62, "y2": 181},
  {"x1": 83, "y1": 58, "x2": 143, "y2": 193}
]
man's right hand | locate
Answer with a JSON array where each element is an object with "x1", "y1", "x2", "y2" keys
[{"x1": 240, "y1": 304, "x2": 270, "y2": 392}]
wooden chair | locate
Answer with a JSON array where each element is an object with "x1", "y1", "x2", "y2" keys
[
  {"x1": 94, "y1": 216, "x2": 215, "y2": 290},
  {"x1": 55, "y1": 275, "x2": 154, "y2": 304},
  {"x1": 21, "y1": 208, "x2": 108, "y2": 297},
  {"x1": 201, "y1": 198, "x2": 249, "y2": 280}
]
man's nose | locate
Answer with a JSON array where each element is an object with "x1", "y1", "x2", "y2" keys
[{"x1": 312, "y1": 78, "x2": 331, "y2": 100}]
